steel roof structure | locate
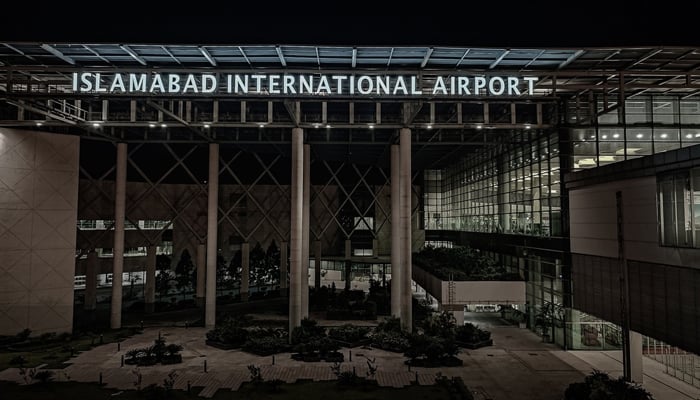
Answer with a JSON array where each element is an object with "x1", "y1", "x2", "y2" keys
[{"x1": 1, "y1": 43, "x2": 699, "y2": 168}]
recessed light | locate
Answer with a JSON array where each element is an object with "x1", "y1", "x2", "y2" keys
[
  {"x1": 660, "y1": 133, "x2": 668, "y2": 138},
  {"x1": 92, "y1": 122, "x2": 101, "y2": 127},
  {"x1": 259, "y1": 124, "x2": 265, "y2": 128},
  {"x1": 161, "y1": 124, "x2": 167, "y2": 128},
  {"x1": 149, "y1": 123, "x2": 156, "y2": 128},
  {"x1": 427, "y1": 125, "x2": 432, "y2": 129},
  {"x1": 636, "y1": 133, "x2": 643, "y2": 138},
  {"x1": 686, "y1": 134, "x2": 693, "y2": 139},
  {"x1": 314, "y1": 124, "x2": 320, "y2": 129},
  {"x1": 525, "y1": 124, "x2": 531, "y2": 129},
  {"x1": 36, "y1": 122, "x2": 43, "y2": 126},
  {"x1": 204, "y1": 124, "x2": 210, "y2": 129},
  {"x1": 476, "y1": 125, "x2": 483, "y2": 130},
  {"x1": 613, "y1": 134, "x2": 620, "y2": 138},
  {"x1": 368, "y1": 125, "x2": 374, "y2": 129},
  {"x1": 326, "y1": 124, "x2": 331, "y2": 128},
  {"x1": 602, "y1": 135, "x2": 608, "y2": 139}
]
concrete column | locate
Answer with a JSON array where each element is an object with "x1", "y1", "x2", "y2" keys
[
  {"x1": 84, "y1": 250, "x2": 98, "y2": 311},
  {"x1": 289, "y1": 128, "x2": 304, "y2": 336},
  {"x1": 390, "y1": 145, "x2": 401, "y2": 319},
  {"x1": 111, "y1": 142, "x2": 127, "y2": 329},
  {"x1": 301, "y1": 144, "x2": 310, "y2": 318},
  {"x1": 195, "y1": 243, "x2": 205, "y2": 307},
  {"x1": 205, "y1": 143, "x2": 219, "y2": 328},
  {"x1": 452, "y1": 308, "x2": 465, "y2": 326},
  {"x1": 241, "y1": 242, "x2": 250, "y2": 301},
  {"x1": 344, "y1": 239, "x2": 352, "y2": 291},
  {"x1": 629, "y1": 330, "x2": 644, "y2": 383},
  {"x1": 280, "y1": 241, "x2": 288, "y2": 295},
  {"x1": 145, "y1": 245, "x2": 156, "y2": 313},
  {"x1": 400, "y1": 128, "x2": 412, "y2": 332},
  {"x1": 314, "y1": 240, "x2": 322, "y2": 289}
]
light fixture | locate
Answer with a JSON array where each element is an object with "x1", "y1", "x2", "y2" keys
[
  {"x1": 92, "y1": 122, "x2": 101, "y2": 127},
  {"x1": 368, "y1": 124, "x2": 374, "y2": 129},
  {"x1": 204, "y1": 124, "x2": 210, "y2": 129},
  {"x1": 636, "y1": 133, "x2": 643, "y2": 138},
  {"x1": 149, "y1": 123, "x2": 156, "y2": 128},
  {"x1": 695, "y1": 133, "x2": 700, "y2": 138},
  {"x1": 326, "y1": 124, "x2": 331, "y2": 128},
  {"x1": 525, "y1": 124, "x2": 531, "y2": 129},
  {"x1": 660, "y1": 133, "x2": 668, "y2": 138},
  {"x1": 161, "y1": 124, "x2": 167, "y2": 128},
  {"x1": 686, "y1": 133, "x2": 693, "y2": 139},
  {"x1": 602, "y1": 135, "x2": 608, "y2": 139},
  {"x1": 36, "y1": 122, "x2": 43, "y2": 126},
  {"x1": 476, "y1": 124, "x2": 483, "y2": 130},
  {"x1": 314, "y1": 124, "x2": 320, "y2": 129},
  {"x1": 427, "y1": 125, "x2": 432, "y2": 129},
  {"x1": 259, "y1": 124, "x2": 265, "y2": 128},
  {"x1": 613, "y1": 133, "x2": 620, "y2": 138}
]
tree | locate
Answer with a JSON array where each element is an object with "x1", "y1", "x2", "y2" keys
[
  {"x1": 155, "y1": 254, "x2": 172, "y2": 302},
  {"x1": 228, "y1": 250, "x2": 242, "y2": 284},
  {"x1": 216, "y1": 254, "x2": 228, "y2": 296},
  {"x1": 250, "y1": 243, "x2": 266, "y2": 287},
  {"x1": 174, "y1": 249, "x2": 195, "y2": 297},
  {"x1": 265, "y1": 240, "x2": 281, "y2": 285}
]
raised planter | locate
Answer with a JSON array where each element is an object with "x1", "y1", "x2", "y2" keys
[
  {"x1": 331, "y1": 338, "x2": 372, "y2": 348},
  {"x1": 456, "y1": 339, "x2": 493, "y2": 350},
  {"x1": 205, "y1": 339, "x2": 240, "y2": 350}
]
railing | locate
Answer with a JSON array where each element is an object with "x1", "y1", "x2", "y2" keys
[{"x1": 644, "y1": 337, "x2": 700, "y2": 388}]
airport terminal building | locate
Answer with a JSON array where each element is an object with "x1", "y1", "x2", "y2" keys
[{"x1": 1, "y1": 43, "x2": 700, "y2": 383}]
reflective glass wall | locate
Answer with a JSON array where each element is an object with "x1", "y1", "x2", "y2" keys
[{"x1": 424, "y1": 130, "x2": 563, "y2": 237}]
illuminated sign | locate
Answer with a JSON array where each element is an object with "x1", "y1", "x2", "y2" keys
[{"x1": 72, "y1": 73, "x2": 539, "y2": 97}]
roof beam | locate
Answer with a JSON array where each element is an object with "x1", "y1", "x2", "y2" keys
[
  {"x1": 489, "y1": 50, "x2": 509, "y2": 69},
  {"x1": 626, "y1": 48, "x2": 663, "y2": 69},
  {"x1": 351, "y1": 47, "x2": 357, "y2": 68},
  {"x1": 199, "y1": 46, "x2": 217, "y2": 66},
  {"x1": 161, "y1": 45, "x2": 181, "y2": 64},
  {"x1": 5, "y1": 43, "x2": 38, "y2": 62},
  {"x1": 387, "y1": 47, "x2": 394, "y2": 67},
  {"x1": 119, "y1": 45, "x2": 146, "y2": 66},
  {"x1": 275, "y1": 46, "x2": 286, "y2": 67},
  {"x1": 522, "y1": 49, "x2": 546, "y2": 70},
  {"x1": 82, "y1": 45, "x2": 111, "y2": 65},
  {"x1": 421, "y1": 47, "x2": 434, "y2": 68},
  {"x1": 238, "y1": 46, "x2": 251, "y2": 66},
  {"x1": 40, "y1": 44, "x2": 75, "y2": 65},
  {"x1": 146, "y1": 100, "x2": 211, "y2": 142},
  {"x1": 455, "y1": 49, "x2": 470, "y2": 67},
  {"x1": 558, "y1": 49, "x2": 585, "y2": 69},
  {"x1": 315, "y1": 47, "x2": 320, "y2": 68}
]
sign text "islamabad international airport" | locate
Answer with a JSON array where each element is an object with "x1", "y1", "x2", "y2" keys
[{"x1": 72, "y1": 73, "x2": 539, "y2": 97}]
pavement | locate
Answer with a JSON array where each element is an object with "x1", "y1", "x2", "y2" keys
[{"x1": 0, "y1": 320, "x2": 696, "y2": 399}]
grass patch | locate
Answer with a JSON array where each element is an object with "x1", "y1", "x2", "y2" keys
[
  {"x1": 0, "y1": 378, "x2": 454, "y2": 400},
  {"x1": 0, "y1": 328, "x2": 140, "y2": 370}
]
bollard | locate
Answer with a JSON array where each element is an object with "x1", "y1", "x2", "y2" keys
[
  {"x1": 121, "y1": 355, "x2": 124, "y2": 367},
  {"x1": 187, "y1": 380, "x2": 191, "y2": 394},
  {"x1": 99, "y1": 372, "x2": 103, "y2": 385},
  {"x1": 204, "y1": 359, "x2": 207, "y2": 373},
  {"x1": 408, "y1": 363, "x2": 411, "y2": 372},
  {"x1": 117, "y1": 342, "x2": 120, "y2": 351},
  {"x1": 349, "y1": 350, "x2": 352, "y2": 362},
  {"x1": 415, "y1": 371, "x2": 419, "y2": 383},
  {"x1": 352, "y1": 366, "x2": 356, "y2": 376},
  {"x1": 140, "y1": 321, "x2": 144, "y2": 330},
  {"x1": 158, "y1": 331, "x2": 161, "y2": 340},
  {"x1": 70, "y1": 347, "x2": 74, "y2": 357},
  {"x1": 91, "y1": 337, "x2": 95, "y2": 346},
  {"x1": 272, "y1": 355, "x2": 275, "y2": 365},
  {"x1": 100, "y1": 334, "x2": 103, "y2": 345}
]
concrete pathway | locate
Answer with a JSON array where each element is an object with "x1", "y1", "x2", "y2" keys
[{"x1": 0, "y1": 324, "x2": 693, "y2": 399}]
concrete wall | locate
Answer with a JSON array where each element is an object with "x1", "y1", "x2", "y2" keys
[
  {"x1": 412, "y1": 265, "x2": 526, "y2": 305},
  {"x1": 570, "y1": 176, "x2": 700, "y2": 353},
  {"x1": 0, "y1": 129, "x2": 79, "y2": 335}
]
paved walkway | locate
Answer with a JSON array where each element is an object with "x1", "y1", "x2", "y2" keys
[{"x1": 0, "y1": 324, "x2": 694, "y2": 399}]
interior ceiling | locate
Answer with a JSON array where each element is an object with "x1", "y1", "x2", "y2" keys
[{"x1": 2, "y1": 43, "x2": 699, "y2": 170}]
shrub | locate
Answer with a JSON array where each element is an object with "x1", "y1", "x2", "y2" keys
[
  {"x1": 242, "y1": 336, "x2": 289, "y2": 356},
  {"x1": 564, "y1": 371, "x2": 654, "y2": 400},
  {"x1": 291, "y1": 318, "x2": 325, "y2": 345},
  {"x1": 456, "y1": 323, "x2": 491, "y2": 343},
  {"x1": 32, "y1": 370, "x2": 54, "y2": 384},
  {"x1": 328, "y1": 324, "x2": 370, "y2": 344},
  {"x1": 376, "y1": 316, "x2": 403, "y2": 333},
  {"x1": 9, "y1": 355, "x2": 27, "y2": 367},
  {"x1": 372, "y1": 330, "x2": 410, "y2": 352}
]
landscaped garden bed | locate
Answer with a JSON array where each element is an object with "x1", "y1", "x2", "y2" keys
[{"x1": 455, "y1": 323, "x2": 493, "y2": 350}]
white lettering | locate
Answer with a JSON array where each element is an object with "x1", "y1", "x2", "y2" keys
[
  {"x1": 524, "y1": 77, "x2": 538, "y2": 95},
  {"x1": 332, "y1": 75, "x2": 347, "y2": 94},
  {"x1": 393, "y1": 76, "x2": 408, "y2": 95},
  {"x1": 72, "y1": 73, "x2": 78, "y2": 92},
  {"x1": 457, "y1": 77, "x2": 470, "y2": 95},
  {"x1": 110, "y1": 73, "x2": 126, "y2": 92},
  {"x1": 129, "y1": 73, "x2": 147, "y2": 92},
  {"x1": 80, "y1": 73, "x2": 93, "y2": 91},
  {"x1": 507, "y1": 77, "x2": 520, "y2": 95},
  {"x1": 300, "y1": 75, "x2": 313, "y2": 94},
  {"x1": 283, "y1": 75, "x2": 296, "y2": 94},
  {"x1": 183, "y1": 74, "x2": 199, "y2": 93},
  {"x1": 432, "y1": 77, "x2": 447, "y2": 95},
  {"x1": 488, "y1": 77, "x2": 505, "y2": 95},
  {"x1": 474, "y1": 77, "x2": 486, "y2": 94},
  {"x1": 357, "y1": 76, "x2": 373, "y2": 95},
  {"x1": 202, "y1": 74, "x2": 216, "y2": 93},
  {"x1": 268, "y1": 75, "x2": 280, "y2": 94},
  {"x1": 411, "y1": 76, "x2": 421, "y2": 95},
  {"x1": 168, "y1": 74, "x2": 181, "y2": 93},
  {"x1": 252, "y1": 74, "x2": 265, "y2": 92},
  {"x1": 450, "y1": 76, "x2": 456, "y2": 95},
  {"x1": 149, "y1": 74, "x2": 165, "y2": 93},
  {"x1": 234, "y1": 75, "x2": 248, "y2": 94},
  {"x1": 316, "y1": 75, "x2": 331, "y2": 94},
  {"x1": 94, "y1": 73, "x2": 107, "y2": 92},
  {"x1": 376, "y1": 76, "x2": 390, "y2": 95}
]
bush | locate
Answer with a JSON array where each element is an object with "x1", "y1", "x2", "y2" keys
[
  {"x1": 456, "y1": 323, "x2": 491, "y2": 343},
  {"x1": 242, "y1": 336, "x2": 289, "y2": 356},
  {"x1": 290, "y1": 318, "x2": 325, "y2": 345},
  {"x1": 564, "y1": 371, "x2": 654, "y2": 400},
  {"x1": 9, "y1": 355, "x2": 27, "y2": 367},
  {"x1": 372, "y1": 330, "x2": 410, "y2": 353},
  {"x1": 414, "y1": 246, "x2": 519, "y2": 281},
  {"x1": 376, "y1": 316, "x2": 403, "y2": 333},
  {"x1": 328, "y1": 324, "x2": 370, "y2": 344},
  {"x1": 32, "y1": 370, "x2": 54, "y2": 384}
]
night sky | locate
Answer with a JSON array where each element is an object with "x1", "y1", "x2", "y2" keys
[{"x1": 0, "y1": 8, "x2": 695, "y2": 47}]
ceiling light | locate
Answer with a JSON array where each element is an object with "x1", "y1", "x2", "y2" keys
[
  {"x1": 259, "y1": 124, "x2": 265, "y2": 128},
  {"x1": 686, "y1": 133, "x2": 693, "y2": 139},
  {"x1": 660, "y1": 133, "x2": 668, "y2": 138},
  {"x1": 36, "y1": 122, "x2": 43, "y2": 126},
  {"x1": 92, "y1": 122, "x2": 101, "y2": 127},
  {"x1": 476, "y1": 124, "x2": 483, "y2": 130},
  {"x1": 326, "y1": 124, "x2": 331, "y2": 128},
  {"x1": 525, "y1": 124, "x2": 531, "y2": 129},
  {"x1": 368, "y1": 124, "x2": 374, "y2": 129},
  {"x1": 613, "y1": 134, "x2": 620, "y2": 138},
  {"x1": 204, "y1": 124, "x2": 210, "y2": 129},
  {"x1": 636, "y1": 133, "x2": 643, "y2": 138},
  {"x1": 314, "y1": 124, "x2": 320, "y2": 129},
  {"x1": 427, "y1": 125, "x2": 432, "y2": 129},
  {"x1": 149, "y1": 123, "x2": 156, "y2": 128},
  {"x1": 602, "y1": 135, "x2": 608, "y2": 139},
  {"x1": 161, "y1": 124, "x2": 167, "y2": 128}
]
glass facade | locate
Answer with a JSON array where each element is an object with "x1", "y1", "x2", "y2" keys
[
  {"x1": 570, "y1": 96, "x2": 700, "y2": 171},
  {"x1": 425, "y1": 129, "x2": 562, "y2": 237},
  {"x1": 657, "y1": 168, "x2": 700, "y2": 247}
]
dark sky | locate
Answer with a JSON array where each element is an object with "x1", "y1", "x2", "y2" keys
[{"x1": 0, "y1": 7, "x2": 696, "y2": 47}]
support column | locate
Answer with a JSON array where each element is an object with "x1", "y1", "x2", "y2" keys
[
  {"x1": 280, "y1": 241, "x2": 288, "y2": 295},
  {"x1": 301, "y1": 144, "x2": 310, "y2": 318},
  {"x1": 195, "y1": 243, "x2": 205, "y2": 307},
  {"x1": 241, "y1": 242, "x2": 250, "y2": 302},
  {"x1": 400, "y1": 128, "x2": 412, "y2": 332},
  {"x1": 205, "y1": 143, "x2": 219, "y2": 328},
  {"x1": 314, "y1": 240, "x2": 322, "y2": 289},
  {"x1": 390, "y1": 145, "x2": 401, "y2": 319},
  {"x1": 452, "y1": 308, "x2": 465, "y2": 326},
  {"x1": 344, "y1": 239, "x2": 352, "y2": 291},
  {"x1": 111, "y1": 142, "x2": 127, "y2": 329},
  {"x1": 289, "y1": 128, "x2": 304, "y2": 337},
  {"x1": 84, "y1": 250, "x2": 98, "y2": 311},
  {"x1": 629, "y1": 330, "x2": 644, "y2": 383},
  {"x1": 145, "y1": 245, "x2": 156, "y2": 313}
]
